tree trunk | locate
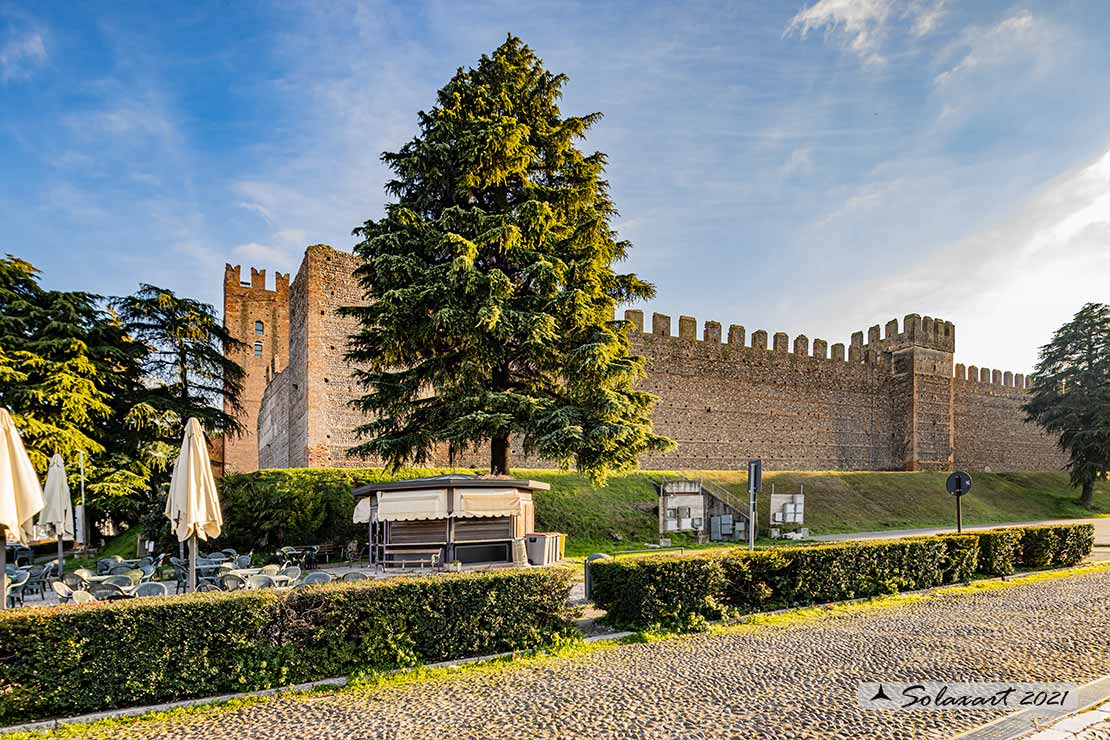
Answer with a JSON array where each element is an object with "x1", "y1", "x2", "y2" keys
[
  {"x1": 490, "y1": 434, "x2": 510, "y2": 476},
  {"x1": 1080, "y1": 479, "x2": 1094, "y2": 509}
]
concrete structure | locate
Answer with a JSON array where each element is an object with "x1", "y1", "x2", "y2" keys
[{"x1": 223, "y1": 244, "x2": 1064, "y2": 474}]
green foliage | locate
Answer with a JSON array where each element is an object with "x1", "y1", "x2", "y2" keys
[
  {"x1": 111, "y1": 284, "x2": 246, "y2": 439},
  {"x1": 976, "y1": 528, "x2": 1023, "y2": 576},
  {"x1": 213, "y1": 467, "x2": 474, "y2": 552},
  {"x1": 1024, "y1": 303, "x2": 1110, "y2": 507},
  {"x1": 0, "y1": 569, "x2": 574, "y2": 724},
  {"x1": 344, "y1": 35, "x2": 672, "y2": 483},
  {"x1": 593, "y1": 533, "x2": 990, "y2": 630},
  {"x1": 1019, "y1": 524, "x2": 1094, "y2": 568}
]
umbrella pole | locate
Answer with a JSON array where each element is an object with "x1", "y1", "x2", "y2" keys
[
  {"x1": 1, "y1": 531, "x2": 7, "y2": 611},
  {"x1": 188, "y1": 534, "x2": 197, "y2": 593},
  {"x1": 57, "y1": 531, "x2": 64, "y2": 579}
]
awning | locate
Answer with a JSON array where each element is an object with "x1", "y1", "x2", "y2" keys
[
  {"x1": 352, "y1": 496, "x2": 374, "y2": 524},
  {"x1": 452, "y1": 488, "x2": 524, "y2": 519},
  {"x1": 377, "y1": 489, "x2": 448, "y2": 522}
]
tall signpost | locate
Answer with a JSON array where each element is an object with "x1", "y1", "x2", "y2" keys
[
  {"x1": 946, "y1": 470, "x2": 972, "y2": 533},
  {"x1": 747, "y1": 459, "x2": 762, "y2": 550}
]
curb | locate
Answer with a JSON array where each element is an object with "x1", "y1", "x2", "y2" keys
[
  {"x1": 955, "y1": 676, "x2": 1110, "y2": 740},
  {"x1": 2, "y1": 562, "x2": 1104, "y2": 735}
]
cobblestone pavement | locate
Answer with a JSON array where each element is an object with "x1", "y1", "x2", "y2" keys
[{"x1": 69, "y1": 570, "x2": 1110, "y2": 740}]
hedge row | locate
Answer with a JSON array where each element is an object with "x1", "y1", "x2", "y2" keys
[
  {"x1": 0, "y1": 568, "x2": 574, "y2": 724},
  {"x1": 591, "y1": 525, "x2": 1094, "y2": 630}
]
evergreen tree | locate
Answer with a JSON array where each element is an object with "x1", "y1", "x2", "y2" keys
[
  {"x1": 111, "y1": 285, "x2": 246, "y2": 437},
  {"x1": 1024, "y1": 303, "x2": 1110, "y2": 508},
  {"x1": 344, "y1": 36, "x2": 673, "y2": 483}
]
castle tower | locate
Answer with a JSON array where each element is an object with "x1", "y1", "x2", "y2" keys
[
  {"x1": 223, "y1": 264, "x2": 290, "y2": 472},
  {"x1": 861, "y1": 314, "x2": 957, "y2": 471}
]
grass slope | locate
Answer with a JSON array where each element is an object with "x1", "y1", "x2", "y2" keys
[{"x1": 519, "y1": 469, "x2": 1110, "y2": 555}]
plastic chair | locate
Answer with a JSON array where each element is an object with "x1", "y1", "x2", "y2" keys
[
  {"x1": 23, "y1": 565, "x2": 47, "y2": 600},
  {"x1": 220, "y1": 573, "x2": 247, "y2": 591},
  {"x1": 220, "y1": 548, "x2": 238, "y2": 558},
  {"x1": 341, "y1": 571, "x2": 369, "y2": 582},
  {"x1": 52, "y1": 580, "x2": 74, "y2": 604},
  {"x1": 259, "y1": 564, "x2": 281, "y2": 576},
  {"x1": 5, "y1": 570, "x2": 29, "y2": 607},
  {"x1": 235, "y1": 555, "x2": 252, "y2": 569},
  {"x1": 74, "y1": 568, "x2": 97, "y2": 582},
  {"x1": 196, "y1": 582, "x2": 222, "y2": 593},
  {"x1": 72, "y1": 590, "x2": 95, "y2": 604},
  {"x1": 62, "y1": 573, "x2": 84, "y2": 590},
  {"x1": 300, "y1": 571, "x2": 332, "y2": 586},
  {"x1": 133, "y1": 582, "x2": 168, "y2": 597},
  {"x1": 109, "y1": 565, "x2": 134, "y2": 575},
  {"x1": 246, "y1": 574, "x2": 276, "y2": 589},
  {"x1": 90, "y1": 582, "x2": 127, "y2": 600},
  {"x1": 278, "y1": 565, "x2": 301, "y2": 581}
]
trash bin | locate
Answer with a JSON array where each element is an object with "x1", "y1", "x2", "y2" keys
[{"x1": 525, "y1": 533, "x2": 563, "y2": 566}]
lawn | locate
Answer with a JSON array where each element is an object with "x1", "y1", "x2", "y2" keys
[{"x1": 521, "y1": 469, "x2": 1110, "y2": 556}]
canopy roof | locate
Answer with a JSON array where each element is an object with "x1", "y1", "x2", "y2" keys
[{"x1": 352, "y1": 474, "x2": 549, "y2": 499}]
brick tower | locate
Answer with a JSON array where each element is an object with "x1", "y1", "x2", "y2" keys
[{"x1": 223, "y1": 264, "x2": 290, "y2": 472}]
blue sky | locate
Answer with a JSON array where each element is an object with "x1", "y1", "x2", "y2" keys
[{"x1": 4, "y1": 0, "x2": 1110, "y2": 372}]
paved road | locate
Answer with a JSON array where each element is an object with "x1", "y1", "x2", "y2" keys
[{"x1": 72, "y1": 568, "x2": 1110, "y2": 740}]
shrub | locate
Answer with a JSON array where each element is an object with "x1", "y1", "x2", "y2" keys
[
  {"x1": 0, "y1": 569, "x2": 573, "y2": 724},
  {"x1": 1019, "y1": 524, "x2": 1094, "y2": 568},
  {"x1": 977, "y1": 529, "x2": 1023, "y2": 576},
  {"x1": 590, "y1": 535, "x2": 979, "y2": 630}
]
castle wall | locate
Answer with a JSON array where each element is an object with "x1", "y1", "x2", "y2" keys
[
  {"x1": 238, "y1": 244, "x2": 1064, "y2": 475},
  {"x1": 222, "y1": 265, "x2": 289, "y2": 472},
  {"x1": 626, "y1": 317, "x2": 901, "y2": 470},
  {"x1": 952, "y1": 367, "x2": 1065, "y2": 472}
]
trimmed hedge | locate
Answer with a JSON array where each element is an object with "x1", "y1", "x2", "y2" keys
[
  {"x1": 590, "y1": 534, "x2": 979, "y2": 630},
  {"x1": 590, "y1": 525, "x2": 1094, "y2": 630},
  {"x1": 1020, "y1": 524, "x2": 1094, "y2": 568},
  {"x1": 0, "y1": 568, "x2": 573, "y2": 724}
]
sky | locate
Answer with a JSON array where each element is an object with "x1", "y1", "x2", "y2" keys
[{"x1": 3, "y1": 0, "x2": 1110, "y2": 374}]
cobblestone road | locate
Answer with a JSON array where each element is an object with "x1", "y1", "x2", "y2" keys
[{"x1": 67, "y1": 569, "x2": 1110, "y2": 740}]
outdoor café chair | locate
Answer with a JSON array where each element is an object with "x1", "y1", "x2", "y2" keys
[
  {"x1": 5, "y1": 569, "x2": 29, "y2": 607},
  {"x1": 246, "y1": 574, "x2": 276, "y2": 589},
  {"x1": 96, "y1": 556, "x2": 124, "y2": 575},
  {"x1": 259, "y1": 564, "x2": 281, "y2": 576},
  {"x1": 172, "y1": 563, "x2": 188, "y2": 594},
  {"x1": 109, "y1": 565, "x2": 134, "y2": 575},
  {"x1": 90, "y1": 582, "x2": 127, "y2": 600},
  {"x1": 234, "y1": 555, "x2": 252, "y2": 569},
  {"x1": 300, "y1": 571, "x2": 332, "y2": 586},
  {"x1": 71, "y1": 590, "x2": 95, "y2": 604},
  {"x1": 74, "y1": 567, "x2": 97, "y2": 582},
  {"x1": 196, "y1": 582, "x2": 222, "y2": 593},
  {"x1": 220, "y1": 573, "x2": 247, "y2": 591},
  {"x1": 133, "y1": 582, "x2": 168, "y2": 597},
  {"x1": 139, "y1": 565, "x2": 156, "y2": 582},
  {"x1": 52, "y1": 580, "x2": 74, "y2": 604},
  {"x1": 278, "y1": 565, "x2": 301, "y2": 581},
  {"x1": 62, "y1": 573, "x2": 84, "y2": 590},
  {"x1": 23, "y1": 565, "x2": 48, "y2": 600},
  {"x1": 105, "y1": 575, "x2": 134, "y2": 589},
  {"x1": 220, "y1": 548, "x2": 238, "y2": 558},
  {"x1": 341, "y1": 571, "x2": 368, "y2": 582}
]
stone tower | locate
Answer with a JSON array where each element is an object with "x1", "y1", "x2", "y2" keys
[
  {"x1": 857, "y1": 314, "x2": 956, "y2": 471},
  {"x1": 223, "y1": 264, "x2": 290, "y2": 473}
]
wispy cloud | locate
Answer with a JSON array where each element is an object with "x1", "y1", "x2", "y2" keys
[
  {"x1": 785, "y1": 0, "x2": 945, "y2": 64},
  {"x1": 0, "y1": 19, "x2": 46, "y2": 83},
  {"x1": 934, "y1": 10, "x2": 1052, "y2": 87}
]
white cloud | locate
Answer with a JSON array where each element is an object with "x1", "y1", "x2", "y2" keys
[
  {"x1": 231, "y1": 242, "x2": 299, "y2": 273},
  {"x1": 934, "y1": 10, "x2": 1049, "y2": 87},
  {"x1": 0, "y1": 29, "x2": 46, "y2": 82},
  {"x1": 785, "y1": 0, "x2": 945, "y2": 64}
]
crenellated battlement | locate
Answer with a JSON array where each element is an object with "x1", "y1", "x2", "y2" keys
[
  {"x1": 224, "y1": 264, "x2": 290, "y2": 295},
  {"x1": 857, "y1": 313, "x2": 955, "y2": 354},
  {"x1": 954, "y1": 363, "x2": 1030, "y2": 389}
]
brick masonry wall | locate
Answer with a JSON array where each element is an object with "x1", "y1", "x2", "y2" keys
[
  {"x1": 222, "y1": 265, "x2": 289, "y2": 472},
  {"x1": 952, "y1": 372, "x2": 1065, "y2": 472},
  {"x1": 235, "y1": 245, "x2": 1064, "y2": 474}
]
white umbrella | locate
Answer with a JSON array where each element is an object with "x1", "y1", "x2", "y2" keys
[
  {"x1": 0, "y1": 408, "x2": 44, "y2": 610},
  {"x1": 41, "y1": 453, "x2": 75, "y2": 576},
  {"x1": 164, "y1": 418, "x2": 222, "y2": 592}
]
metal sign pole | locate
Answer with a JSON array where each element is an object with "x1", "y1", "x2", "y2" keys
[
  {"x1": 747, "y1": 460, "x2": 762, "y2": 551},
  {"x1": 79, "y1": 449, "x2": 86, "y2": 555},
  {"x1": 956, "y1": 493, "x2": 962, "y2": 534}
]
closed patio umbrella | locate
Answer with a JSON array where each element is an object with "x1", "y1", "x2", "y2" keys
[
  {"x1": 40, "y1": 454, "x2": 75, "y2": 576},
  {"x1": 164, "y1": 418, "x2": 222, "y2": 593},
  {"x1": 0, "y1": 409, "x2": 44, "y2": 610}
]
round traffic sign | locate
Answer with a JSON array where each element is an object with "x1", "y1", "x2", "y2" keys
[{"x1": 946, "y1": 471, "x2": 972, "y2": 497}]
